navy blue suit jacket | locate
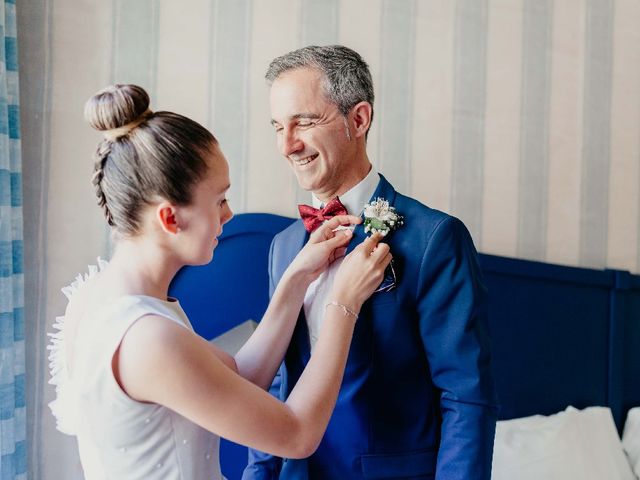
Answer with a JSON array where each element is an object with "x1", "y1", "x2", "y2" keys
[{"x1": 243, "y1": 175, "x2": 498, "y2": 479}]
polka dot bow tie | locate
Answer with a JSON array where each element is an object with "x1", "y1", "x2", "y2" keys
[{"x1": 298, "y1": 197, "x2": 348, "y2": 233}]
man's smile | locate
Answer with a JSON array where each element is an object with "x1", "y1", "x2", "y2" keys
[{"x1": 292, "y1": 153, "x2": 319, "y2": 166}]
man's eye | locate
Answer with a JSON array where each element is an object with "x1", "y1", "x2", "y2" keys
[
  {"x1": 273, "y1": 125, "x2": 283, "y2": 133},
  {"x1": 298, "y1": 121, "x2": 316, "y2": 128}
]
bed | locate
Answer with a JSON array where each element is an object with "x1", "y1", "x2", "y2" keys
[{"x1": 169, "y1": 213, "x2": 640, "y2": 480}]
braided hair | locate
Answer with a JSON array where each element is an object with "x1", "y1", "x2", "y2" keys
[
  {"x1": 84, "y1": 84, "x2": 218, "y2": 235},
  {"x1": 91, "y1": 141, "x2": 114, "y2": 226}
]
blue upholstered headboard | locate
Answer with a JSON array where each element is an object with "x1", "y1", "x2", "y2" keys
[
  {"x1": 169, "y1": 213, "x2": 640, "y2": 480},
  {"x1": 479, "y1": 254, "x2": 640, "y2": 430},
  {"x1": 622, "y1": 273, "x2": 640, "y2": 420}
]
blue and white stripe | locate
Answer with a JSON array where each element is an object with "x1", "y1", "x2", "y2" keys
[{"x1": 0, "y1": 0, "x2": 25, "y2": 478}]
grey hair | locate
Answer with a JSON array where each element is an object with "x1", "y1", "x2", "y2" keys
[{"x1": 266, "y1": 45, "x2": 374, "y2": 129}]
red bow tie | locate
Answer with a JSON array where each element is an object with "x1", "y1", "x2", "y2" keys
[{"x1": 298, "y1": 197, "x2": 348, "y2": 233}]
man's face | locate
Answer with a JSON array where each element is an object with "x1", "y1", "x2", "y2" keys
[{"x1": 270, "y1": 67, "x2": 355, "y2": 200}]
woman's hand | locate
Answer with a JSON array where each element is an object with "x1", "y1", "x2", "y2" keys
[
  {"x1": 287, "y1": 215, "x2": 362, "y2": 282},
  {"x1": 330, "y1": 233, "x2": 392, "y2": 313}
]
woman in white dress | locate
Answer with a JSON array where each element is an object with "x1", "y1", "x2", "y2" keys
[{"x1": 47, "y1": 84, "x2": 391, "y2": 479}]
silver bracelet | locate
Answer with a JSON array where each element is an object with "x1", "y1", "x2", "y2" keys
[{"x1": 326, "y1": 301, "x2": 358, "y2": 320}]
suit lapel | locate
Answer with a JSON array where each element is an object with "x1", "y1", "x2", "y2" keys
[
  {"x1": 276, "y1": 220, "x2": 308, "y2": 275},
  {"x1": 345, "y1": 174, "x2": 398, "y2": 256},
  {"x1": 276, "y1": 220, "x2": 312, "y2": 364}
]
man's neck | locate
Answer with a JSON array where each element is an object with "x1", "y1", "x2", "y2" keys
[{"x1": 315, "y1": 158, "x2": 373, "y2": 203}]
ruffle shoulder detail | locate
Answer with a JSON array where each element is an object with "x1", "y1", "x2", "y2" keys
[{"x1": 47, "y1": 257, "x2": 108, "y2": 435}]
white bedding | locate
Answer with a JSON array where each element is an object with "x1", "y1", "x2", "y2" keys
[
  {"x1": 623, "y1": 407, "x2": 640, "y2": 479},
  {"x1": 492, "y1": 406, "x2": 635, "y2": 480}
]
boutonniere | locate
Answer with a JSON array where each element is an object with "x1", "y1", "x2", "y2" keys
[
  {"x1": 362, "y1": 197, "x2": 402, "y2": 292},
  {"x1": 363, "y1": 197, "x2": 404, "y2": 237}
]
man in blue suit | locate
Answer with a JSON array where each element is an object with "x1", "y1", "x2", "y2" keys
[{"x1": 243, "y1": 45, "x2": 498, "y2": 480}]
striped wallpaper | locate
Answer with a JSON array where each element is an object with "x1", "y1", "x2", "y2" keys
[
  {"x1": 17, "y1": 0, "x2": 640, "y2": 478},
  {"x1": 103, "y1": 0, "x2": 640, "y2": 274}
]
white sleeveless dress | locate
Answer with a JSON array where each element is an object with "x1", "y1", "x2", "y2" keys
[{"x1": 48, "y1": 260, "x2": 225, "y2": 480}]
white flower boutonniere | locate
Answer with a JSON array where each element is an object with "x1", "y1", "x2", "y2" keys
[{"x1": 363, "y1": 197, "x2": 404, "y2": 236}]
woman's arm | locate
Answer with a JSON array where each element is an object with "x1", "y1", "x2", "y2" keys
[
  {"x1": 116, "y1": 234, "x2": 391, "y2": 458},
  {"x1": 233, "y1": 215, "x2": 360, "y2": 390}
]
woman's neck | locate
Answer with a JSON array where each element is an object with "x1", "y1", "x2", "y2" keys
[{"x1": 106, "y1": 237, "x2": 181, "y2": 300}]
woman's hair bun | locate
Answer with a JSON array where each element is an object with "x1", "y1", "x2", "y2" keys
[{"x1": 84, "y1": 84, "x2": 150, "y2": 132}]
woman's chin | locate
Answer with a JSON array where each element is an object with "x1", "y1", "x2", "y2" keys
[
  {"x1": 185, "y1": 250, "x2": 215, "y2": 267},
  {"x1": 183, "y1": 239, "x2": 218, "y2": 266},
  {"x1": 202, "y1": 249, "x2": 215, "y2": 265}
]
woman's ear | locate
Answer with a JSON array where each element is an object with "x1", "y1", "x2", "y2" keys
[
  {"x1": 350, "y1": 101, "x2": 373, "y2": 139},
  {"x1": 156, "y1": 202, "x2": 181, "y2": 234}
]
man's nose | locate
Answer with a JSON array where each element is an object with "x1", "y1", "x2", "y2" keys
[{"x1": 281, "y1": 129, "x2": 303, "y2": 157}]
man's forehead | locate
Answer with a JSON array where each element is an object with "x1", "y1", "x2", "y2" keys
[{"x1": 269, "y1": 74, "x2": 334, "y2": 121}]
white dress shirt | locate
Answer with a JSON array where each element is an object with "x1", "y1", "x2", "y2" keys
[{"x1": 303, "y1": 167, "x2": 380, "y2": 350}]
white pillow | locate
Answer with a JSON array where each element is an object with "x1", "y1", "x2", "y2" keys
[
  {"x1": 492, "y1": 406, "x2": 635, "y2": 480},
  {"x1": 623, "y1": 407, "x2": 640, "y2": 478}
]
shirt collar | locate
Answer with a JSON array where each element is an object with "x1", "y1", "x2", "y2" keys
[{"x1": 311, "y1": 166, "x2": 380, "y2": 215}]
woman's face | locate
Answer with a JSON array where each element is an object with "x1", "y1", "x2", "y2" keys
[{"x1": 177, "y1": 144, "x2": 233, "y2": 265}]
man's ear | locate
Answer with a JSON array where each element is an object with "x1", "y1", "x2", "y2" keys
[
  {"x1": 350, "y1": 101, "x2": 372, "y2": 139},
  {"x1": 156, "y1": 201, "x2": 180, "y2": 234}
]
